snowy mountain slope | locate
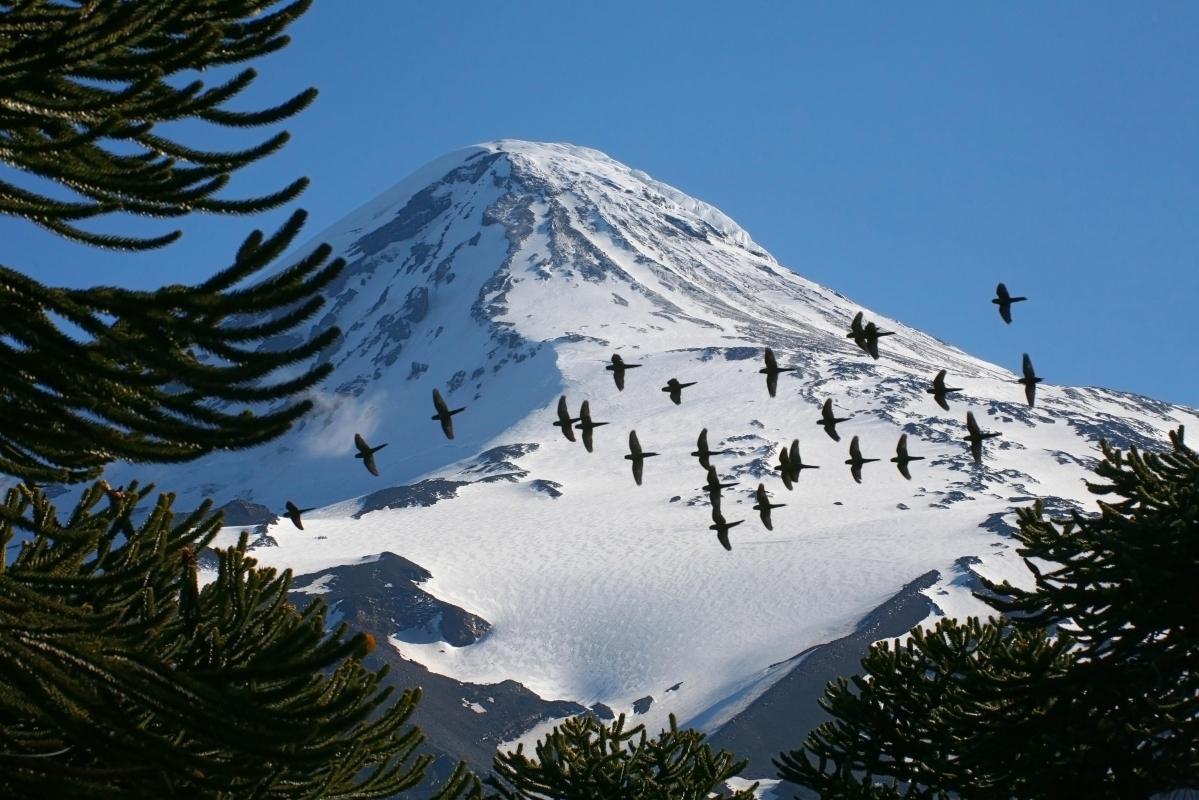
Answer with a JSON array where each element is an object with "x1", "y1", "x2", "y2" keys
[{"x1": 84, "y1": 140, "x2": 1197, "y2": 757}]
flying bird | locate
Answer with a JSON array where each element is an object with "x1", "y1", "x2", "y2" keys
[
  {"x1": 862, "y1": 322, "x2": 895, "y2": 360},
  {"x1": 703, "y1": 465, "x2": 738, "y2": 509},
  {"x1": 431, "y1": 388, "x2": 465, "y2": 440},
  {"x1": 992, "y1": 282, "x2": 1027, "y2": 325},
  {"x1": 774, "y1": 444, "x2": 794, "y2": 491},
  {"x1": 691, "y1": 428, "x2": 728, "y2": 470},
  {"x1": 99, "y1": 479, "x2": 126, "y2": 503},
  {"x1": 1017, "y1": 353, "x2": 1043, "y2": 408},
  {"x1": 845, "y1": 435, "x2": 880, "y2": 484},
  {"x1": 846, "y1": 311, "x2": 869, "y2": 353},
  {"x1": 624, "y1": 430, "x2": 659, "y2": 486},
  {"x1": 552, "y1": 395, "x2": 579, "y2": 442},
  {"x1": 99, "y1": 480, "x2": 135, "y2": 535},
  {"x1": 353, "y1": 433, "x2": 387, "y2": 477},
  {"x1": 788, "y1": 439, "x2": 819, "y2": 482},
  {"x1": 662, "y1": 378, "x2": 697, "y2": 406},
  {"x1": 752, "y1": 483, "x2": 786, "y2": 531},
  {"x1": 759, "y1": 347, "x2": 796, "y2": 398},
  {"x1": 928, "y1": 369, "x2": 963, "y2": 412},
  {"x1": 284, "y1": 500, "x2": 314, "y2": 531},
  {"x1": 818, "y1": 399, "x2": 851, "y2": 442},
  {"x1": 574, "y1": 400, "x2": 609, "y2": 453},
  {"x1": 890, "y1": 434, "x2": 925, "y2": 480},
  {"x1": 709, "y1": 508, "x2": 744, "y2": 552},
  {"x1": 606, "y1": 353, "x2": 641, "y2": 391},
  {"x1": 964, "y1": 411, "x2": 1002, "y2": 465}
]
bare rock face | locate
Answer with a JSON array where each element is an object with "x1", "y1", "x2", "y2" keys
[
  {"x1": 290, "y1": 552, "x2": 491, "y2": 647},
  {"x1": 287, "y1": 552, "x2": 586, "y2": 784}
]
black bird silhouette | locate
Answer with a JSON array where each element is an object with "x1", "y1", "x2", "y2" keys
[
  {"x1": 353, "y1": 433, "x2": 388, "y2": 477},
  {"x1": 788, "y1": 439, "x2": 819, "y2": 481},
  {"x1": 703, "y1": 465, "x2": 738, "y2": 509},
  {"x1": 691, "y1": 428, "x2": 727, "y2": 470},
  {"x1": 846, "y1": 311, "x2": 869, "y2": 353},
  {"x1": 752, "y1": 483, "x2": 786, "y2": 531},
  {"x1": 662, "y1": 378, "x2": 697, "y2": 406},
  {"x1": 759, "y1": 347, "x2": 796, "y2": 398},
  {"x1": 818, "y1": 399, "x2": 851, "y2": 442},
  {"x1": 862, "y1": 321, "x2": 895, "y2": 360},
  {"x1": 624, "y1": 430, "x2": 658, "y2": 486},
  {"x1": 774, "y1": 444, "x2": 794, "y2": 491},
  {"x1": 1017, "y1": 353, "x2": 1042, "y2": 408},
  {"x1": 992, "y1": 282, "x2": 1027, "y2": 324},
  {"x1": 928, "y1": 369, "x2": 963, "y2": 412},
  {"x1": 709, "y1": 508, "x2": 744, "y2": 552},
  {"x1": 99, "y1": 480, "x2": 135, "y2": 536},
  {"x1": 890, "y1": 434, "x2": 925, "y2": 480},
  {"x1": 606, "y1": 353, "x2": 641, "y2": 391},
  {"x1": 284, "y1": 500, "x2": 314, "y2": 531},
  {"x1": 574, "y1": 400, "x2": 609, "y2": 453},
  {"x1": 845, "y1": 435, "x2": 880, "y2": 484},
  {"x1": 964, "y1": 411, "x2": 1001, "y2": 465},
  {"x1": 431, "y1": 388, "x2": 465, "y2": 440},
  {"x1": 552, "y1": 395, "x2": 579, "y2": 442}
]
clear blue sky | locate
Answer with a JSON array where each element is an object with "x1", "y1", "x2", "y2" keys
[{"x1": 5, "y1": 2, "x2": 1197, "y2": 406}]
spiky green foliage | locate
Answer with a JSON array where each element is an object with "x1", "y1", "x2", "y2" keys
[
  {"x1": 775, "y1": 617, "x2": 1076, "y2": 799},
  {"x1": 979, "y1": 427, "x2": 1199, "y2": 793},
  {"x1": 0, "y1": 482, "x2": 469, "y2": 798},
  {"x1": 487, "y1": 712, "x2": 755, "y2": 800},
  {"x1": 0, "y1": 2, "x2": 478, "y2": 796},
  {"x1": 0, "y1": 0, "x2": 318, "y2": 249},
  {"x1": 1, "y1": 210, "x2": 343, "y2": 485},
  {"x1": 0, "y1": 0, "x2": 349, "y2": 484},
  {"x1": 776, "y1": 427, "x2": 1199, "y2": 798}
]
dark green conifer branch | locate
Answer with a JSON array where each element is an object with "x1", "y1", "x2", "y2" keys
[
  {"x1": 0, "y1": 4, "x2": 488, "y2": 797},
  {"x1": 0, "y1": 209, "x2": 343, "y2": 485},
  {"x1": 775, "y1": 617, "x2": 1076, "y2": 798},
  {"x1": 0, "y1": 0, "x2": 320, "y2": 248},
  {"x1": 775, "y1": 428, "x2": 1199, "y2": 798},
  {"x1": 488, "y1": 712, "x2": 755, "y2": 799},
  {"x1": 0, "y1": 483, "x2": 454, "y2": 799}
]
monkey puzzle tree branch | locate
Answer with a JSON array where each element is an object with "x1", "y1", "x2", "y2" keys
[
  {"x1": 0, "y1": 0, "x2": 317, "y2": 249},
  {"x1": 0, "y1": 208, "x2": 343, "y2": 485}
]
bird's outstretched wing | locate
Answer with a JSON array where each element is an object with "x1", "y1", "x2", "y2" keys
[
  {"x1": 967, "y1": 411, "x2": 983, "y2": 437},
  {"x1": 895, "y1": 436, "x2": 912, "y2": 480},
  {"x1": 556, "y1": 396, "x2": 577, "y2": 441}
]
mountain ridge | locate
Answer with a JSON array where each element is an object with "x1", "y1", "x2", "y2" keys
[{"x1": 73, "y1": 139, "x2": 1198, "y2": 772}]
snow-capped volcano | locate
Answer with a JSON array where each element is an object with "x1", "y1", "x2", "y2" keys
[{"x1": 92, "y1": 140, "x2": 1198, "y2": 766}]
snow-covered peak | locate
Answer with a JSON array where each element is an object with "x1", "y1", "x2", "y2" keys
[
  {"x1": 294, "y1": 139, "x2": 765, "y2": 270},
  {"x1": 483, "y1": 140, "x2": 764, "y2": 252},
  {"x1": 86, "y1": 140, "x2": 1192, "y2": 515},
  {"x1": 74, "y1": 141, "x2": 1199, "y2": 763}
]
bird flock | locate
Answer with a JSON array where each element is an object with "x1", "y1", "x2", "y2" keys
[{"x1": 281, "y1": 283, "x2": 1039, "y2": 548}]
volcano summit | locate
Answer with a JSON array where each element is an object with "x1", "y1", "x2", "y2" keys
[{"x1": 94, "y1": 140, "x2": 1197, "y2": 771}]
